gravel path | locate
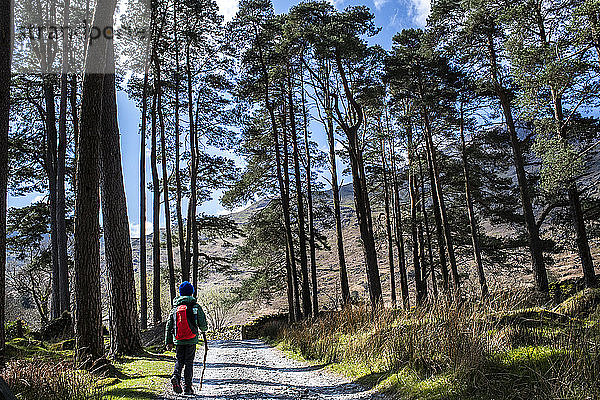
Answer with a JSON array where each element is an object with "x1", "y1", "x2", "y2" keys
[{"x1": 158, "y1": 339, "x2": 387, "y2": 400}]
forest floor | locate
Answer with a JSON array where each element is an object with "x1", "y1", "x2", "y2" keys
[{"x1": 157, "y1": 339, "x2": 386, "y2": 400}]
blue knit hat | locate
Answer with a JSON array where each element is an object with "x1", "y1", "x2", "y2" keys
[{"x1": 179, "y1": 281, "x2": 194, "y2": 296}]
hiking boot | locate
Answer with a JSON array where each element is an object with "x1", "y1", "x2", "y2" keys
[
  {"x1": 184, "y1": 386, "x2": 194, "y2": 395},
  {"x1": 171, "y1": 376, "x2": 182, "y2": 394}
]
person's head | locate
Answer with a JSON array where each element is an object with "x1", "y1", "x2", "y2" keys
[{"x1": 179, "y1": 281, "x2": 194, "y2": 296}]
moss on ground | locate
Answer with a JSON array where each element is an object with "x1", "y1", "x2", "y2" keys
[
  {"x1": 102, "y1": 351, "x2": 174, "y2": 400},
  {"x1": 2, "y1": 335, "x2": 175, "y2": 400}
]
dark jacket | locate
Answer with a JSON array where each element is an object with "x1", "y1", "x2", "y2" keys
[{"x1": 165, "y1": 296, "x2": 208, "y2": 346}]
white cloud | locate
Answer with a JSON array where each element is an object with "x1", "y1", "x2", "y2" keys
[
  {"x1": 33, "y1": 194, "x2": 46, "y2": 203},
  {"x1": 216, "y1": 0, "x2": 239, "y2": 22},
  {"x1": 130, "y1": 221, "x2": 153, "y2": 238},
  {"x1": 389, "y1": 8, "x2": 400, "y2": 27},
  {"x1": 326, "y1": 0, "x2": 344, "y2": 8},
  {"x1": 374, "y1": 0, "x2": 388, "y2": 10},
  {"x1": 410, "y1": 0, "x2": 431, "y2": 27}
]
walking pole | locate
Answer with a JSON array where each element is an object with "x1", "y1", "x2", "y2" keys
[{"x1": 199, "y1": 332, "x2": 208, "y2": 391}]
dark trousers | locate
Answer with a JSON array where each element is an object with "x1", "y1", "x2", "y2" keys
[{"x1": 173, "y1": 344, "x2": 196, "y2": 388}]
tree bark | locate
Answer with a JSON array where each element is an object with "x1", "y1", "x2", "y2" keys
[
  {"x1": 281, "y1": 104, "x2": 302, "y2": 319},
  {"x1": 390, "y1": 134, "x2": 409, "y2": 308},
  {"x1": 69, "y1": 74, "x2": 79, "y2": 189},
  {"x1": 322, "y1": 63, "x2": 350, "y2": 306},
  {"x1": 417, "y1": 153, "x2": 437, "y2": 298},
  {"x1": 381, "y1": 138, "x2": 397, "y2": 306},
  {"x1": 183, "y1": 42, "x2": 195, "y2": 283},
  {"x1": 406, "y1": 123, "x2": 424, "y2": 304},
  {"x1": 173, "y1": 0, "x2": 186, "y2": 283},
  {"x1": 158, "y1": 76, "x2": 176, "y2": 302},
  {"x1": 56, "y1": 0, "x2": 71, "y2": 314},
  {"x1": 43, "y1": 76, "x2": 60, "y2": 320},
  {"x1": 74, "y1": 0, "x2": 115, "y2": 361},
  {"x1": 0, "y1": 0, "x2": 11, "y2": 356},
  {"x1": 333, "y1": 49, "x2": 381, "y2": 305},
  {"x1": 191, "y1": 120, "x2": 199, "y2": 293},
  {"x1": 99, "y1": 61, "x2": 143, "y2": 355},
  {"x1": 151, "y1": 73, "x2": 161, "y2": 325},
  {"x1": 301, "y1": 69, "x2": 319, "y2": 316},
  {"x1": 409, "y1": 161, "x2": 423, "y2": 304},
  {"x1": 287, "y1": 71, "x2": 312, "y2": 318},
  {"x1": 256, "y1": 39, "x2": 296, "y2": 322},
  {"x1": 139, "y1": 71, "x2": 149, "y2": 331},
  {"x1": 422, "y1": 110, "x2": 460, "y2": 293}
]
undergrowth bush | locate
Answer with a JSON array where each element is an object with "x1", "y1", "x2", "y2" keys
[
  {"x1": 266, "y1": 291, "x2": 600, "y2": 399},
  {"x1": 1, "y1": 359, "x2": 107, "y2": 400}
]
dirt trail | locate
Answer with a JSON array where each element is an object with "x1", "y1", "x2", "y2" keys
[{"x1": 158, "y1": 339, "x2": 387, "y2": 400}]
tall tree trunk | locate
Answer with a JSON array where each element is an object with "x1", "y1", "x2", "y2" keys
[
  {"x1": 151, "y1": 72, "x2": 161, "y2": 325},
  {"x1": 256, "y1": 42, "x2": 296, "y2": 322},
  {"x1": 537, "y1": 12, "x2": 596, "y2": 289},
  {"x1": 277, "y1": 108, "x2": 297, "y2": 321},
  {"x1": 43, "y1": 76, "x2": 60, "y2": 320},
  {"x1": 333, "y1": 49, "x2": 381, "y2": 305},
  {"x1": 192, "y1": 117, "x2": 199, "y2": 292},
  {"x1": 409, "y1": 162, "x2": 423, "y2": 304},
  {"x1": 0, "y1": 0, "x2": 11, "y2": 356},
  {"x1": 416, "y1": 162, "x2": 428, "y2": 298},
  {"x1": 301, "y1": 69, "x2": 318, "y2": 316},
  {"x1": 567, "y1": 184, "x2": 596, "y2": 287},
  {"x1": 75, "y1": 77, "x2": 104, "y2": 360},
  {"x1": 74, "y1": 0, "x2": 115, "y2": 360},
  {"x1": 549, "y1": 95, "x2": 595, "y2": 287},
  {"x1": 381, "y1": 138, "x2": 397, "y2": 306},
  {"x1": 285, "y1": 245, "x2": 294, "y2": 321},
  {"x1": 417, "y1": 154, "x2": 437, "y2": 298},
  {"x1": 158, "y1": 81, "x2": 176, "y2": 302},
  {"x1": 459, "y1": 112, "x2": 488, "y2": 297},
  {"x1": 420, "y1": 118, "x2": 449, "y2": 293},
  {"x1": 279, "y1": 125, "x2": 296, "y2": 322},
  {"x1": 323, "y1": 64, "x2": 350, "y2": 306},
  {"x1": 99, "y1": 59, "x2": 143, "y2": 355},
  {"x1": 487, "y1": 29, "x2": 548, "y2": 292},
  {"x1": 390, "y1": 135, "x2": 409, "y2": 308},
  {"x1": 139, "y1": 71, "x2": 149, "y2": 331},
  {"x1": 173, "y1": 0, "x2": 186, "y2": 283},
  {"x1": 183, "y1": 42, "x2": 195, "y2": 283},
  {"x1": 56, "y1": 0, "x2": 71, "y2": 314},
  {"x1": 69, "y1": 74, "x2": 79, "y2": 189},
  {"x1": 281, "y1": 104, "x2": 302, "y2": 319},
  {"x1": 406, "y1": 124, "x2": 423, "y2": 304},
  {"x1": 287, "y1": 71, "x2": 312, "y2": 318},
  {"x1": 422, "y1": 110, "x2": 460, "y2": 293}
]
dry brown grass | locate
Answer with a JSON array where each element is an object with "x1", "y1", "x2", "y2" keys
[
  {"x1": 262, "y1": 291, "x2": 600, "y2": 399},
  {"x1": 1, "y1": 359, "x2": 107, "y2": 400}
]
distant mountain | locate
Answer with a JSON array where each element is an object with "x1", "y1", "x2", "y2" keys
[{"x1": 226, "y1": 183, "x2": 356, "y2": 225}]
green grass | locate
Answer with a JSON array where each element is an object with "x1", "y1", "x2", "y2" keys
[
  {"x1": 102, "y1": 352, "x2": 174, "y2": 400},
  {"x1": 2, "y1": 335, "x2": 176, "y2": 400},
  {"x1": 260, "y1": 290, "x2": 600, "y2": 400}
]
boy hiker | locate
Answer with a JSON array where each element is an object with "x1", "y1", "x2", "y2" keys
[{"x1": 165, "y1": 281, "x2": 208, "y2": 395}]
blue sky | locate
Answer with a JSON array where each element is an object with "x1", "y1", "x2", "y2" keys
[{"x1": 8, "y1": 0, "x2": 428, "y2": 237}]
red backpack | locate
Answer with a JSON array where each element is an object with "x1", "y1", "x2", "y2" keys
[{"x1": 174, "y1": 304, "x2": 198, "y2": 341}]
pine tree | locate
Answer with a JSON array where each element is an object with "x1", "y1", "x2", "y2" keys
[
  {"x1": 74, "y1": 0, "x2": 116, "y2": 362},
  {"x1": 0, "y1": 0, "x2": 11, "y2": 357},
  {"x1": 99, "y1": 43, "x2": 143, "y2": 355}
]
